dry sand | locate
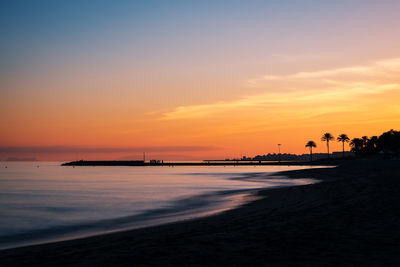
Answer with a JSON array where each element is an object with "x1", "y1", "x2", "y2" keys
[{"x1": 1, "y1": 159, "x2": 399, "y2": 266}]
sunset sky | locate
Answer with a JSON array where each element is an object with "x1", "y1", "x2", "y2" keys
[{"x1": 1, "y1": 0, "x2": 400, "y2": 161}]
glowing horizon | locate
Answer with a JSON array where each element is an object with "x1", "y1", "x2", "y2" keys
[{"x1": 1, "y1": 1, "x2": 400, "y2": 161}]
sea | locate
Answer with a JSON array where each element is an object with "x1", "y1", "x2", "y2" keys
[{"x1": 0, "y1": 162, "x2": 319, "y2": 250}]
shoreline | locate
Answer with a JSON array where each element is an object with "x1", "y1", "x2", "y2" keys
[{"x1": 1, "y1": 159, "x2": 399, "y2": 266}]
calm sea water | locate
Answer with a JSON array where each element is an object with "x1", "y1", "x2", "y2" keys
[{"x1": 0, "y1": 162, "x2": 318, "y2": 249}]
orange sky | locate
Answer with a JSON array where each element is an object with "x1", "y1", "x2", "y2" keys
[{"x1": 1, "y1": 1, "x2": 400, "y2": 161}]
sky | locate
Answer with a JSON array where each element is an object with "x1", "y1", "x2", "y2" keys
[{"x1": 1, "y1": 0, "x2": 400, "y2": 161}]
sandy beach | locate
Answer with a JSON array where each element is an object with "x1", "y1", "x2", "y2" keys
[{"x1": 1, "y1": 159, "x2": 399, "y2": 266}]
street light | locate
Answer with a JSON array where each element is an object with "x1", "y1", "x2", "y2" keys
[{"x1": 278, "y1": 144, "x2": 281, "y2": 163}]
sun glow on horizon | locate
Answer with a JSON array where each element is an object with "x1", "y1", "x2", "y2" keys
[{"x1": 1, "y1": 1, "x2": 400, "y2": 161}]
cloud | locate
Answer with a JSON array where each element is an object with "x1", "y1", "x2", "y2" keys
[
  {"x1": 269, "y1": 53, "x2": 330, "y2": 63},
  {"x1": 246, "y1": 57, "x2": 400, "y2": 85},
  {"x1": 161, "y1": 58, "x2": 400, "y2": 120},
  {"x1": 0, "y1": 146, "x2": 218, "y2": 154},
  {"x1": 161, "y1": 98, "x2": 259, "y2": 120}
]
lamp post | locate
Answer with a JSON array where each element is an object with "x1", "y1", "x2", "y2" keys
[{"x1": 278, "y1": 144, "x2": 281, "y2": 163}]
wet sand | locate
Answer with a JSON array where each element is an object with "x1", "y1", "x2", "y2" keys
[{"x1": 1, "y1": 159, "x2": 400, "y2": 266}]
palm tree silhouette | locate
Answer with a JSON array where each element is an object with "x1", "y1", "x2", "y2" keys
[
  {"x1": 350, "y1": 138, "x2": 363, "y2": 154},
  {"x1": 305, "y1": 141, "x2": 317, "y2": 161},
  {"x1": 337, "y1": 134, "x2": 350, "y2": 158},
  {"x1": 321, "y1": 133, "x2": 334, "y2": 158}
]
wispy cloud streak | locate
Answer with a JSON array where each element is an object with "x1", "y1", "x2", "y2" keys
[
  {"x1": 161, "y1": 58, "x2": 400, "y2": 120},
  {"x1": 246, "y1": 58, "x2": 400, "y2": 85},
  {"x1": 0, "y1": 146, "x2": 218, "y2": 154}
]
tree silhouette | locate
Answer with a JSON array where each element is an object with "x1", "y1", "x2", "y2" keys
[
  {"x1": 305, "y1": 141, "x2": 317, "y2": 161},
  {"x1": 377, "y1": 129, "x2": 400, "y2": 153},
  {"x1": 321, "y1": 133, "x2": 334, "y2": 158},
  {"x1": 350, "y1": 138, "x2": 363, "y2": 154},
  {"x1": 367, "y1": 136, "x2": 378, "y2": 154},
  {"x1": 362, "y1": 136, "x2": 369, "y2": 148},
  {"x1": 350, "y1": 129, "x2": 400, "y2": 157},
  {"x1": 337, "y1": 134, "x2": 350, "y2": 158}
]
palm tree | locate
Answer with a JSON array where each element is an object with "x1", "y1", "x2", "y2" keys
[
  {"x1": 350, "y1": 138, "x2": 363, "y2": 154},
  {"x1": 337, "y1": 134, "x2": 350, "y2": 158},
  {"x1": 305, "y1": 141, "x2": 317, "y2": 161},
  {"x1": 321, "y1": 133, "x2": 334, "y2": 158}
]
